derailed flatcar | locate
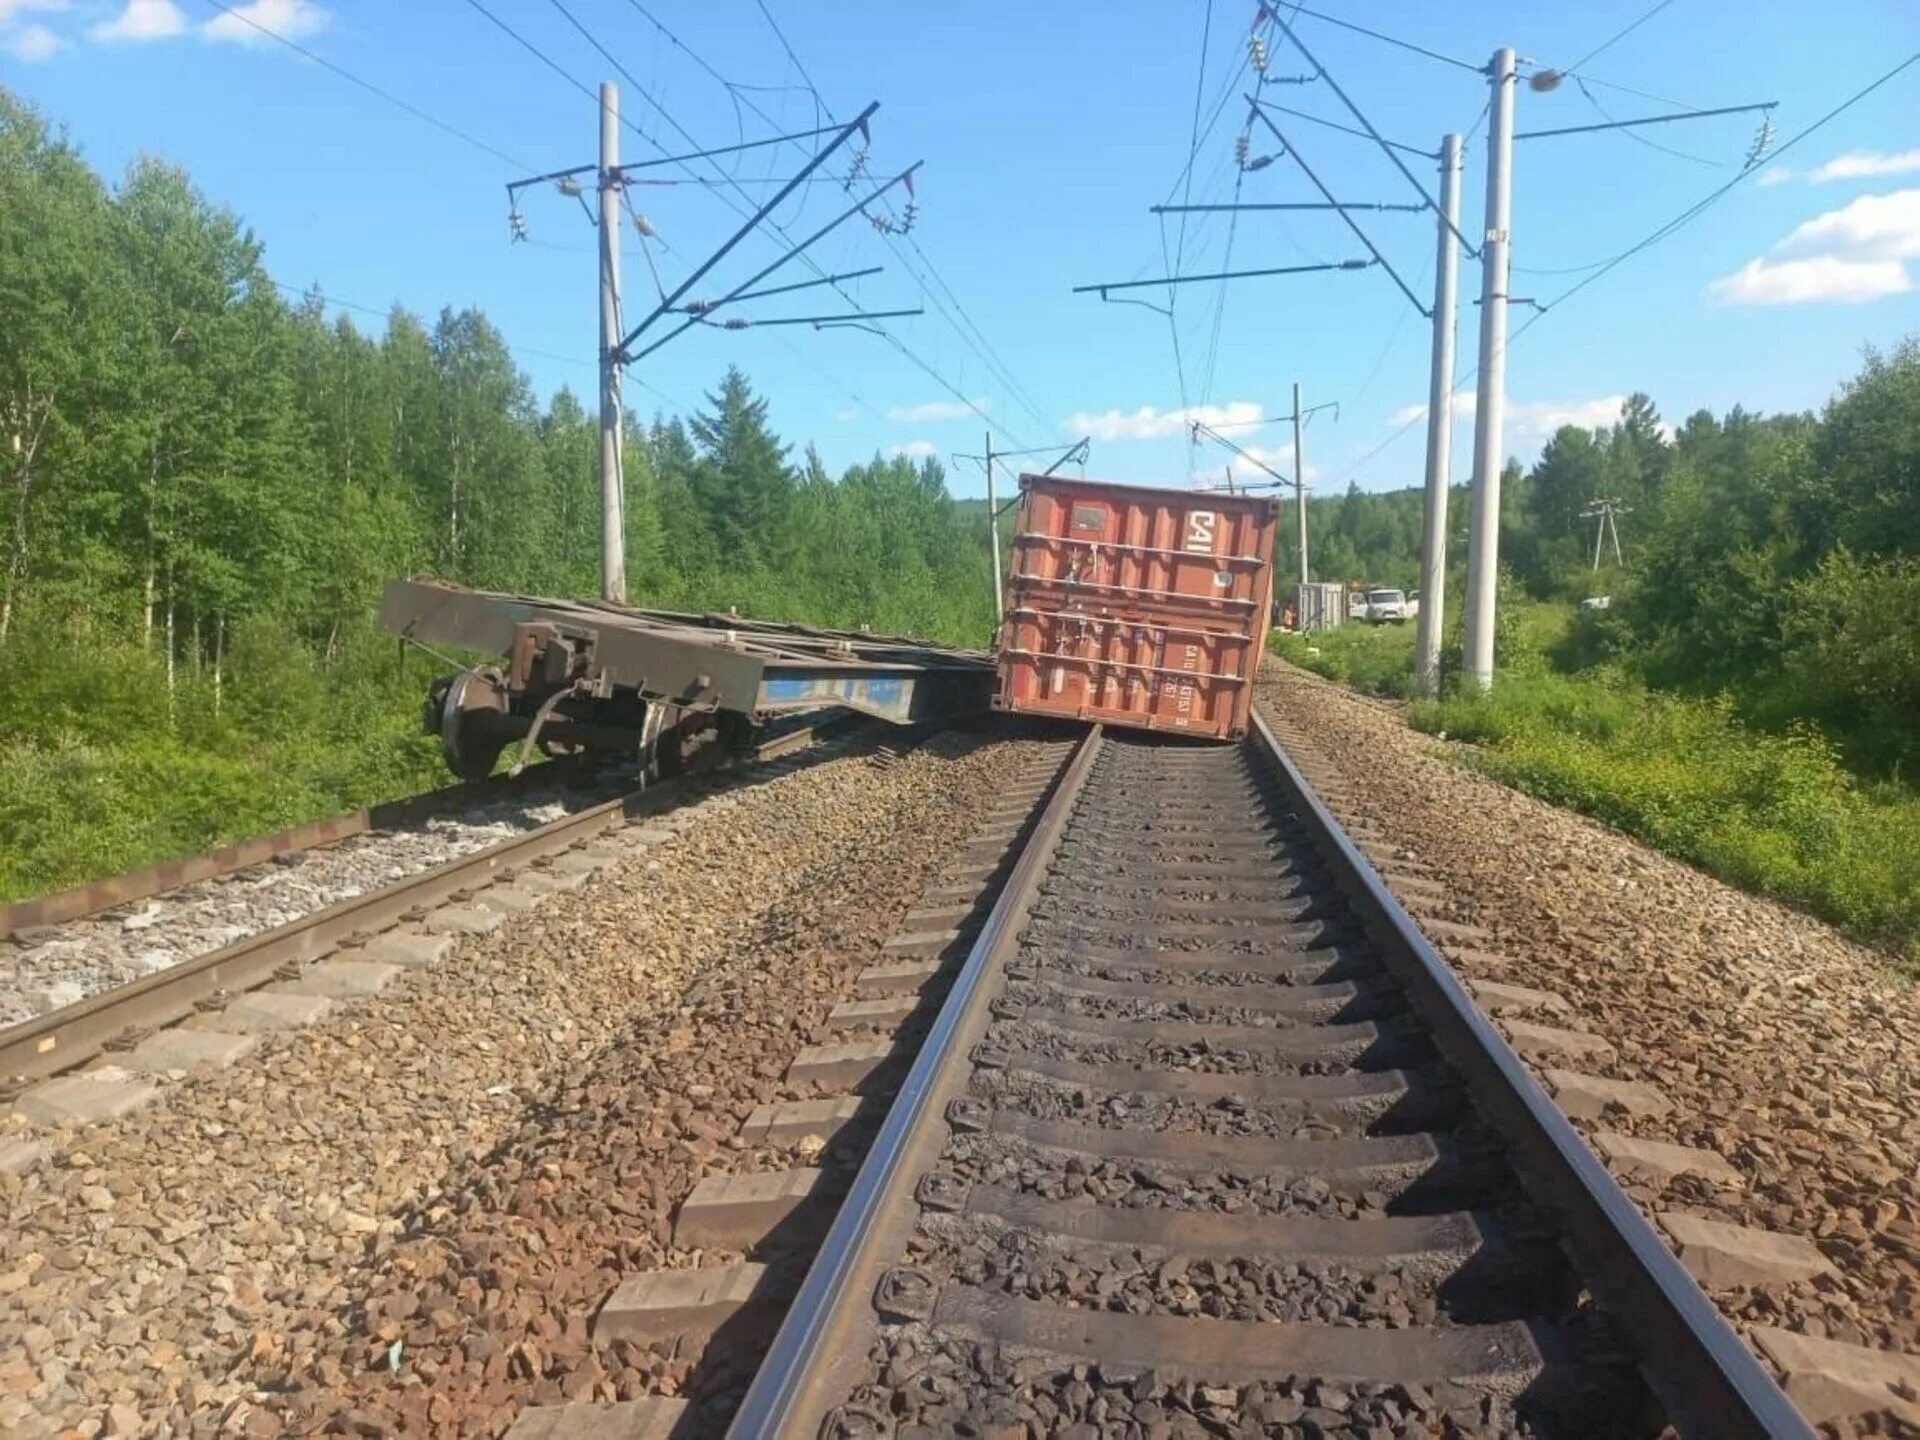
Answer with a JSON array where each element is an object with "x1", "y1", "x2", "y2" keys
[
  {"x1": 992, "y1": 473, "x2": 1278, "y2": 742},
  {"x1": 382, "y1": 580, "x2": 997, "y2": 779}
]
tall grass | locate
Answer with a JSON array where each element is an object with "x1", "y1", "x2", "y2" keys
[
  {"x1": 1270, "y1": 622, "x2": 1418, "y2": 698},
  {"x1": 1407, "y1": 669, "x2": 1920, "y2": 970},
  {"x1": 1265, "y1": 602, "x2": 1920, "y2": 969}
]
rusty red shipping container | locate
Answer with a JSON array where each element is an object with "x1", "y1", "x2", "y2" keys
[{"x1": 992, "y1": 473, "x2": 1279, "y2": 741}]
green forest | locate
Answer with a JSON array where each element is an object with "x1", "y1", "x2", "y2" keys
[
  {"x1": 1280, "y1": 356, "x2": 1918, "y2": 780},
  {"x1": 1273, "y1": 351, "x2": 1920, "y2": 965},
  {"x1": 0, "y1": 93, "x2": 996, "y2": 899}
]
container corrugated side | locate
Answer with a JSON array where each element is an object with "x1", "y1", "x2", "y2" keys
[
  {"x1": 993, "y1": 474, "x2": 1278, "y2": 741},
  {"x1": 1294, "y1": 581, "x2": 1346, "y2": 631}
]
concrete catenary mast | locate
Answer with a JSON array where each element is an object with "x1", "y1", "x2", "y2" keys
[
  {"x1": 1460, "y1": 47, "x2": 1517, "y2": 689},
  {"x1": 1414, "y1": 133, "x2": 1463, "y2": 697}
]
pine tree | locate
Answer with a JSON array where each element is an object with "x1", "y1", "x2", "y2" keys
[
  {"x1": 687, "y1": 366, "x2": 793, "y2": 565},
  {"x1": 648, "y1": 416, "x2": 713, "y2": 595},
  {"x1": 537, "y1": 386, "x2": 598, "y2": 597},
  {"x1": 620, "y1": 417, "x2": 668, "y2": 595}
]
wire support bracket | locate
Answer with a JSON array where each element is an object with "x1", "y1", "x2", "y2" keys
[
  {"x1": 1244, "y1": 99, "x2": 1432, "y2": 318},
  {"x1": 1072, "y1": 258, "x2": 1374, "y2": 296}
]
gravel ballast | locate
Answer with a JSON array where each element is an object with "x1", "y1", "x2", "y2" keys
[
  {"x1": 1257, "y1": 662, "x2": 1920, "y2": 1370},
  {"x1": 0, "y1": 731, "x2": 1044, "y2": 1438},
  {"x1": 0, "y1": 778, "x2": 617, "y2": 1027},
  {"x1": 832, "y1": 1330, "x2": 1537, "y2": 1440}
]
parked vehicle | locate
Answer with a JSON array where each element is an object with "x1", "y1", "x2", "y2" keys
[
  {"x1": 994, "y1": 473, "x2": 1279, "y2": 742},
  {"x1": 1363, "y1": 587, "x2": 1417, "y2": 623}
]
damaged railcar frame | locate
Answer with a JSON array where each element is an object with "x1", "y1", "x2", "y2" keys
[{"x1": 382, "y1": 579, "x2": 997, "y2": 779}]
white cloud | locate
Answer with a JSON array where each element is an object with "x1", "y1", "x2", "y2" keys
[
  {"x1": 1707, "y1": 255, "x2": 1911, "y2": 306},
  {"x1": 202, "y1": 0, "x2": 326, "y2": 42},
  {"x1": 87, "y1": 0, "x2": 185, "y2": 41},
  {"x1": 1765, "y1": 149, "x2": 1920, "y2": 186},
  {"x1": 1511, "y1": 395, "x2": 1635, "y2": 437},
  {"x1": 832, "y1": 408, "x2": 859, "y2": 423},
  {"x1": 1387, "y1": 391, "x2": 1659, "y2": 441},
  {"x1": 1194, "y1": 448, "x2": 1317, "y2": 490},
  {"x1": 1813, "y1": 148, "x2": 1920, "y2": 183},
  {"x1": 1773, "y1": 188, "x2": 1920, "y2": 261},
  {"x1": 6, "y1": 21, "x2": 60, "y2": 58},
  {"x1": 0, "y1": 0, "x2": 69, "y2": 24},
  {"x1": 1388, "y1": 392, "x2": 1477, "y2": 428},
  {"x1": 1709, "y1": 188, "x2": 1920, "y2": 307},
  {"x1": 1066, "y1": 400, "x2": 1263, "y2": 442},
  {"x1": 886, "y1": 440, "x2": 939, "y2": 460},
  {"x1": 885, "y1": 399, "x2": 986, "y2": 424}
]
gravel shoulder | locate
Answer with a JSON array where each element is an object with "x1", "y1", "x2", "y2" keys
[
  {"x1": 0, "y1": 730, "x2": 1039, "y2": 1438},
  {"x1": 1258, "y1": 662, "x2": 1920, "y2": 1367}
]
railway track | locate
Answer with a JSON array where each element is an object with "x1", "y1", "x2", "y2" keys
[
  {"x1": 501, "y1": 711, "x2": 1817, "y2": 1438},
  {"x1": 0, "y1": 760, "x2": 605, "y2": 950},
  {"x1": 4, "y1": 706, "x2": 1871, "y2": 1435},
  {"x1": 0, "y1": 713, "x2": 861, "y2": 1111},
  {"x1": 0, "y1": 762, "x2": 638, "y2": 1033}
]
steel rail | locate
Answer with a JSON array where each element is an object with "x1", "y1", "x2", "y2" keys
[
  {"x1": 1247, "y1": 706, "x2": 1810, "y2": 1438},
  {"x1": 728, "y1": 726, "x2": 1104, "y2": 1437},
  {"x1": 727, "y1": 711, "x2": 1811, "y2": 1438},
  {"x1": 0, "y1": 716, "x2": 857, "y2": 1085}
]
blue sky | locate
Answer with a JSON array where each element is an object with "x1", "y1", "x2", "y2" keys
[{"x1": 5, "y1": 0, "x2": 1918, "y2": 499}]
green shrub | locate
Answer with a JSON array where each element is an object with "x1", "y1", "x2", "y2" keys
[
  {"x1": 0, "y1": 618, "x2": 447, "y2": 902},
  {"x1": 1409, "y1": 674, "x2": 1920, "y2": 969},
  {"x1": 1775, "y1": 550, "x2": 1920, "y2": 778},
  {"x1": 0, "y1": 620, "x2": 174, "y2": 748}
]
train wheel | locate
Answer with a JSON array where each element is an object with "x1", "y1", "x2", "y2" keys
[
  {"x1": 635, "y1": 701, "x2": 674, "y2": 782},
  {"x1": 717, "y1": 710, "x2": 760, "y2": 758},
  {"x1": 654, "y1": 735, "x2": 685, "y2": 778},
  {"x1": 644, "y1": 706, "x2": 728, "y2": 779},
  {"x1": 439, "y1": 669, "x2": 507, "y2": 781}
]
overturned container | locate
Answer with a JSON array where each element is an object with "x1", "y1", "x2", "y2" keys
[{"x1": 993, "y1": 473, "x2": 1279, "y2": 742}]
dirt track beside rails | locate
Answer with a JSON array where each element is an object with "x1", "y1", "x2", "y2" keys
[
  {"x1": 1256, "y1": 662, "x2": 1920, "y2": 1371},
  {"x1": 0, "y1": 730, "x2": 1041, "y2": 1439}
]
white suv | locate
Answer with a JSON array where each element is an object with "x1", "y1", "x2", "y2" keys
[{"x1": 1364, "y1": 588, "x2": 1417, "y2": 623}]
